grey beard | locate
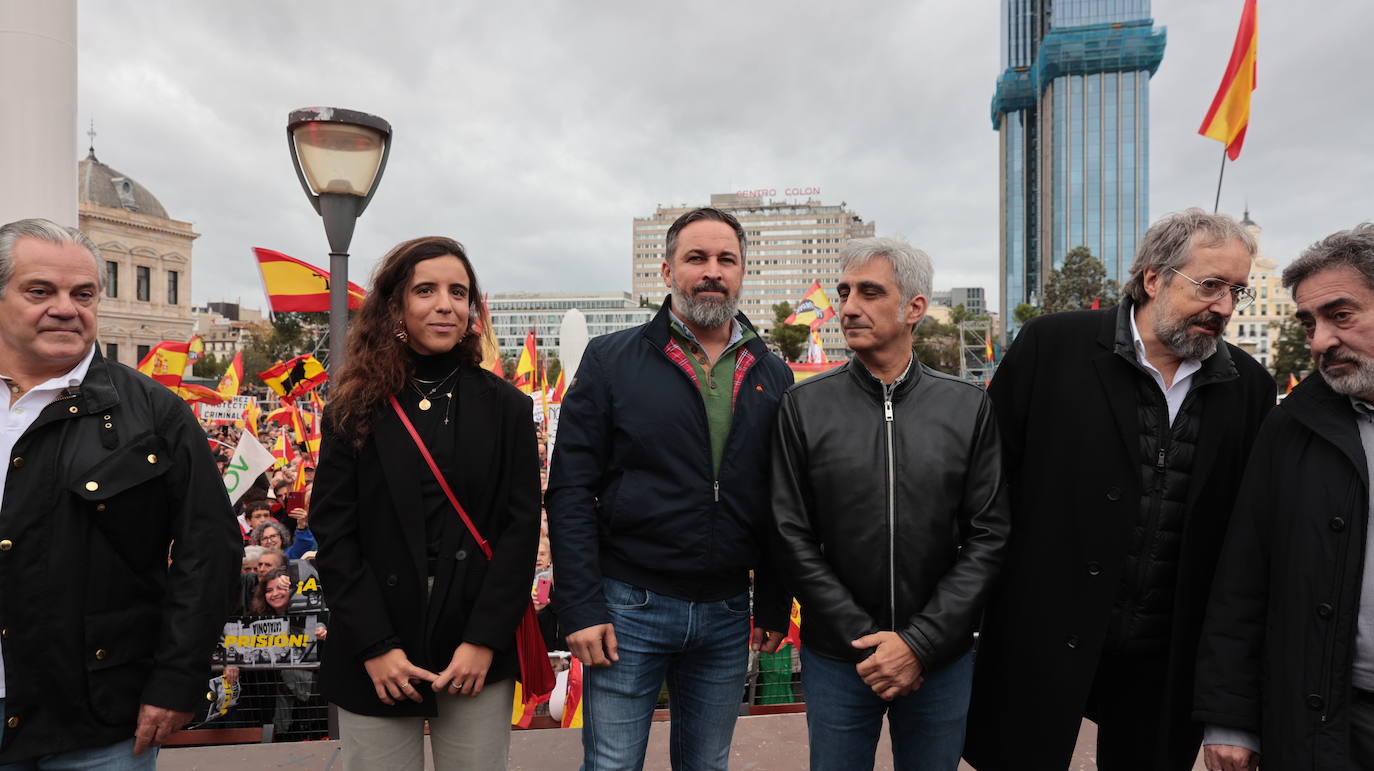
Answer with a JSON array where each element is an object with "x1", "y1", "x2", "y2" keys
[
  {"x1": 1154, "y1": 311, "x2": 1222, "y2": 360},
  {"x1": 671, "y1": 286, "x2": 738, "y2": 329},
  {"x1": 1320, "y1": 349, "x2": 1374, "y2": 398}
]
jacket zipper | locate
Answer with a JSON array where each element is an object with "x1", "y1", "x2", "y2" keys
[{"x1": 884, "y1": 381, "x2": 896, "y2": 628}]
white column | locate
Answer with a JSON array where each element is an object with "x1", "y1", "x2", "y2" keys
[{"x1": 0, "y1": 0, "x2": 77, "y2": 227}]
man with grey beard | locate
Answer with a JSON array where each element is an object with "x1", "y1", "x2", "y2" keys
[
  {"x1": 965, "y1": 209, "x2": 1276, "y2": 771},
  {"x1": 548, "y1": 207, "x2": 793, "y2": 769},
  {"x1": 1195, "y1": 223, "x2": 1374, "y2": 771}
]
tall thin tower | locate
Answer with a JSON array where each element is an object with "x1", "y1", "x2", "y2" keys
[{"x1": 993, "y1": 0, "x2": 1165, "y2": 339}]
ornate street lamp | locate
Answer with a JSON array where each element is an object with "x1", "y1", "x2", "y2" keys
[{"x1": 287, "y1": 107, "x2": 391, "y2": 377}]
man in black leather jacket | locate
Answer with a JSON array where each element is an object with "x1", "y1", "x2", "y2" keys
[
  {"x1": 772, "y1": 236, "x2": 1010, "y2": 770},
  {"x1": 0, "y1": 219, "x2": 240, "y2": 766}
]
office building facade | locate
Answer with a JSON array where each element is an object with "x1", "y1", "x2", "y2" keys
[
  {"x1": 631, "y1": 193, "x2": 875, "y2": 360},
  {"x1": 487, "y1": 292, "x2": 653, "y2": 355},
  {"x1": 993, "y1": 0, "x2": 1166, "y2": 339},
  {"x1": 1222, "y1": 211, "x2": 1292, "y2": 373}
]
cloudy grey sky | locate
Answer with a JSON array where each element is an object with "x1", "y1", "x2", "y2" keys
[{"x1": 77, "y1": 0, "x2": 1374, "y2": 312}]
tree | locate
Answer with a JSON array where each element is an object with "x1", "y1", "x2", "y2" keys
[
  {"x1": 1041, "y1": 246, "x2": 1119, "y2": 313},
  {"x1": 192, "y1": 352, "x2": 222, "y2": 379},
  {"x1": 1270, "y1": 316, "x2": 1310, "y2": 388},
  {"x1": 241, "y1": 312, "x2": 326, "y2": 388},
  {"x1": 912, "y1": 318, "x2": 960, "y2": 375},
  {"x1": 1014, "y1": 303, "x2": 1043, "y2": 326},
  {"x1": 768, "y1": 302, "x2": 811, "y2": 362}
]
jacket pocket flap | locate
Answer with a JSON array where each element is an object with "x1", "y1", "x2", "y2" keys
[
  {"x1": 70, "y1": 433, "x2": 171, "y2": 502},
  {"x1": 85, "y1": 605, "x2": 160, "y2": 671}
]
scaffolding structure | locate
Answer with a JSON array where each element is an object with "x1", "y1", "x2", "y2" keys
[{"x1": 957, "y1": 320, "x2": 997, "y2": 385}]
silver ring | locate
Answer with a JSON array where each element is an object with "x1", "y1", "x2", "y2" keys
[{"x1": 401, "y1": 683, "x2": 412, "y2": 690}]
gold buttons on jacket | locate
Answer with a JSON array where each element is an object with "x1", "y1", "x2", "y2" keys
[
  {"x1": 94, "y1": 649, "x2": 107, "y2": 661},
  {"x1": 2, "y1": 628, "x2": 10, "y2": 639},
  {"x1": 85, "y1": 481, "x2": 99, "y2": 492},
  {"x1": 68, "y1": 406, "x2": 78, "y2": 414},
  {"x1": 0, "y1": 541, "x2": 13, "y2": 552},
  {"x1": 146, "y1": 454, "x2": 157, "y2": 464},
  {"x1": 9, "y1": 457, "x2": 20, "y2": 469},
  {"x1": 6, "y1": 716, "x2": 18, "y2": 728},
  {"x1": 206, "y1": 690, "x2": 215, "y2": 702}
]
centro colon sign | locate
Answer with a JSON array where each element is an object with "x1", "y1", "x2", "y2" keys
[{"x1": 735, "y1": 187, "x2": 822, "y2": 198}]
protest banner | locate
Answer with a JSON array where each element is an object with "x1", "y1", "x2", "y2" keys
[{"x1": 200, "y1": 395, "x2": 256, "y2": 423}]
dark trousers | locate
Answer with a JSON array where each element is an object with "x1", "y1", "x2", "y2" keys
[
  {"x1": 1353, "y1": 689, "x2": 1374, "y2": 769},
  {"x1": 1084, "y1": 651, "x2": 1184, "y2": 771}
]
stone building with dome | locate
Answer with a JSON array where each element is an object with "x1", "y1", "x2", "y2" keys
[
  {"x1": 78, "y1": 149, "x2": 197, "y2": 367},
  {"x1": 1222, "y1": 209, "x2": 1293, "y2": 374}
]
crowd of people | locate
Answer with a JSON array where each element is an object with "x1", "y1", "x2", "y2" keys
[{"x1": 6, "y1": 203, "x2": 1374, "y2": 770}]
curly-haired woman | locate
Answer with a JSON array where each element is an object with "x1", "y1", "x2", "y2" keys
[{"x1": 310, "y1": 236, "x2": 540, "y2": 770}]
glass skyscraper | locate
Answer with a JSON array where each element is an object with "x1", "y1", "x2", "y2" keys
[{"x1": 993, "y1": 0, "x2": 1165, "y2": 338}]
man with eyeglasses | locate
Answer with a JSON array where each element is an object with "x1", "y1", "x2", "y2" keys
[{"x1": 965, "y1": 208, "x2": 1276, "y2": 770}]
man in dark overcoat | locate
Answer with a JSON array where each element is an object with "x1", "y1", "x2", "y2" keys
[
  {"x1": 964, "y1": 209, "x2": 1276, "y2": 770},
  {"x1": 1195, "y1": 223, "x2": 1374, "y2": 770}
]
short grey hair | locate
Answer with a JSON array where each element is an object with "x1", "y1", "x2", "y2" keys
[
  {"x1": 1121, "y1": 208, "x2": 1257, "y2": 304},
  {"x1": 0, "y1": 218, "x2": 102, "y2": 296},
  {"x1": 243, "y1": 545, "x2": 266, "y2": 562},
  {"x1": 1282, "y1": 223, "x2": 1374, "y2": 294},
  {"x1": 839, "y1": 237, "x2": 934, "y2": 302}
]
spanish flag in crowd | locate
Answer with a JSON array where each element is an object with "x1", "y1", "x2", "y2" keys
[
  {"x1": 259, "y1": 354, "x2": 328, "y2": 400},
  {"x1": 186, "y1": 335, "x2": 204, "y2": 364},
  {"x1": 242, "y1": 399, "x2": 262, "y2": 437},
  {"x1": 560, "y1": 659, "x2": 584, "y2": 729},
  {"x1": 513, "y1": 330, "x2": 538, "y2": 395},
  {"x1": 253, "y1": 247, "x2": 367, "y2": 313},
  {"x1": 1287, "y1": 373, "x2": 1299, "y2": 395},
  {"x1": 784, "y1": 280, "x2": 837, "y2": 330},
  {"x1": 786, "y1": 599, "x2": 802, "y2": 649},
  {"x1": 136, "y1": 341, "x2": 190, "y2": 388},
  {"x1": 1198, "y1": 0, "x2": 1258, "y2": 160},
  {"x1": 271, "y1": 432, "x2": 296, "y2": 469},
  {"x1": 217, "y1": 352, "x2": 244, "y2": 397},
  {"x1": 805, "y1": 329, "x2": 828, "y2": 365},
  {"x1": 549, "y1": 370, "x2": 566, "y2": 405},
  {"x1": 171, "y1": 383, "x2": 226, "y2": 405}
]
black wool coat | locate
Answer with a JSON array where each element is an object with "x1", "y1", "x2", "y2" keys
[
  {"x1": 963, "y1": 306, "x2": 1275, "y2": 770},
  {"x1": 1195, "y1": 373, "x2": 1371, "y2": 770},
  {"x1": 311, "y1": 365, "x2": 541, "y2": 717}
]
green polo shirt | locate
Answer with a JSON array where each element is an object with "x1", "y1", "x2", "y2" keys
[{"x1": 668, "y1": 313, "x2": 754, "y2": 476}]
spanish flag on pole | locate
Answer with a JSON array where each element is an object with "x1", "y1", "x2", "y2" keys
[
  {"x1": 784, "y1": 280, "x2": 836, "y2": 330},
  {"x1": 1198, "y1": 0, "x2": 1257, "y2": 161},
  {"x1": 258, "y1": 354, "x2": 328, "y2": 400},
  {"x1": 549, "y1": 370, "x2": 566, "y2": 405},
  {"x1": 136, "y1": 341, "x2": 189, "y2": 388},
  {"x1": 253, "y1": 248, "x2": 367, "y2": 313},
  {"x1": 513, "y1": 330, "x2": 538, "y2": 395},
  {"x1": 217, "y1": 352, "x2": 244, "y2": 397}
]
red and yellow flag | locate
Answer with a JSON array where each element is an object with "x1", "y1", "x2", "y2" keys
[
  {"x1": 784, "y1": 280, "x2": 836, "y2": 330},
  {"x1": 258, "y1": 354, "x2": 328, "y2": 400},
  {"x1": 136, "y1": 341, "x2": 189, "y2": 388},
  {"x1": 786, "y1": 599, "x2": 802, "y2": 649},
  {"x1": 186, "y1": 335, "x2": 205, "y2": 364},
  {"x1": 985, "y1": 331, "x2": 995, "y2": 363},
  {"x1": 243, "y1": 400, "x2": 262, "y2": 437},
  {"x1": 253, "y1": 247, "x2": 367, "y2": 313},
  {"x1": 560, "y1": 659, "x2": 584, "y2": 729},
  {"x1": 513, "y1": 330, "x2": 538, "y2": 395},
  {"x1": 1287, "y1": 373, "x2": 1298, "y2": 395},
  {"x1": 217, "y1": 352, "x2": 244, "y2": 397},
  {"x1": 1198, "y1": 0, "x2": 1258, "y2": 161},
  {"x1": 549, "y1": 370, "x2": 566, "y2": 405},
  {"x1": 171, "y1": 383, "x2": 226, "y2": 405}
]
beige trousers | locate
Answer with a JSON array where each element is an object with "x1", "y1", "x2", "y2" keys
[{"x1": 337, "y1": 678, "x2": 516, "y2": 771}]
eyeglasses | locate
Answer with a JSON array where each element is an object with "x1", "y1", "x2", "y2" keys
[{"x1": 1169, "y1": 268, "x2": 1256, "y2": 311}]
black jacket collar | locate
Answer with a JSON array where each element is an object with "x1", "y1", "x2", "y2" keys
[
  {"x1": 1283, "y1": 372, "x2": 1368, "y2": 488},
  {"x1": 846, "y1": 351, "x2": 923, "y2": 401}
]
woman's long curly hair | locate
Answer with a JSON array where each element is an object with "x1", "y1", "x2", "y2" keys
[{"x1": 328, "y1": 236, "x2": 484, "y2": 448}]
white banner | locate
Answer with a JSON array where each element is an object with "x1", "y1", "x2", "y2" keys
[
  {"x1": 223, "y1": 432, "x2": 278, "y2": 504},
  {"x1": 200, "y1": 395, "x2": 256, "y2": 423}
]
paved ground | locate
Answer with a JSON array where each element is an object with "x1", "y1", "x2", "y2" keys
[{"x1": 161, "y1": 714, "x2": 1209, "y2": 769}]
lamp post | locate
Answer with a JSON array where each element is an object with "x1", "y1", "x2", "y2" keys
[{"x1": 287, "y1": 107, "x2": 392, "y2": 378}]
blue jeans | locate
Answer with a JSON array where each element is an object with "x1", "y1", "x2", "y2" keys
[
  {"x1": 0, "y1": 699, "x2": 156, "y2": 771},
  {"x1": 800, "y1": 645, "x2": 973, "y2": 771},
  {"x1": 582, "y1": 577, "x2": 750, "y2": 771}
]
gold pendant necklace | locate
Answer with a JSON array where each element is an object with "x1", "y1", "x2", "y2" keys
[
  {"x1": 409, "y1": 365, "x2": 459, "y2": 413},
  {"x1": 418, "y1": 397, "x2": 432, "y2": 411}
]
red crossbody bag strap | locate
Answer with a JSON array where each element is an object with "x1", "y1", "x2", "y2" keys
[{"x1": 388, "y1": 395, "x2": 493, "y2": 560}]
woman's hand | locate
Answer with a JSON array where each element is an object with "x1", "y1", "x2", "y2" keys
[
  {"x1": 362, "y1": 648, "x2": 438, "y2": 705},
  {"x1": 431, "y1": 642, "x2": 493, "y2": 697}
]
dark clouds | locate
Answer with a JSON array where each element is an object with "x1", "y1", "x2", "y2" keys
[{"x1": 78, "y1": 0, "x2": 1373, "y2": 311}]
